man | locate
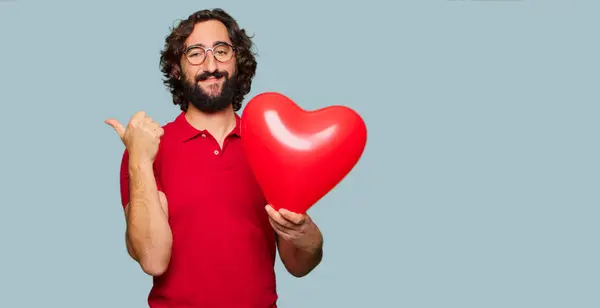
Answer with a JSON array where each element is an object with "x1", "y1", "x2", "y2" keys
[{"x1": 104, "y1": 8, "x2": 324, "y2": 308}]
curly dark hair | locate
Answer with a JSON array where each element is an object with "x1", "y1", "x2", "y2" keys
[{"x1": 159, "y1": 8, "x2": 257, "y2": 112}]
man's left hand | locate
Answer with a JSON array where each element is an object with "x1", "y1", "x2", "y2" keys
[{"x1": 265, "y1": 204, "x2": 322, "y2": 252}]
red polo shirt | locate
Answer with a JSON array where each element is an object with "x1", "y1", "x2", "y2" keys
[{"x1": 119, "y1": 112, "x2": 278, "y2": 308}]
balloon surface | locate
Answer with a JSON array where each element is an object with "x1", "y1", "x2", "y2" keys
[{"x1": 240, "y1": 92, "x2": 367, "y2": 213}]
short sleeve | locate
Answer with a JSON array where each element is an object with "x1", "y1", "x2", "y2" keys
[{"x1": 119, "y1": 149, "x2": 163, "y2": 208}]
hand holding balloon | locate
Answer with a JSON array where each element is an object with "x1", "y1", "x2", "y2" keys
[{"x1": 265, "y1": 205, "x2": 322, "y2": 253}]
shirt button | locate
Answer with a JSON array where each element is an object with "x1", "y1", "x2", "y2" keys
[
  {"x1": 214, "y1": 150, "x2": 219, "y2": 155},
  {"x1": 201, "y1": 134, "x2": 206, "y2": 138}
]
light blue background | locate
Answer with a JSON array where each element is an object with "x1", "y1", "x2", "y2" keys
[{"x1": 1, "y1": 0, "x2": 598, "y2": 307}]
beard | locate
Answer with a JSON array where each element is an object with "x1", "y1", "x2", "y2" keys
[{"x1": 181, "y1": 69, "x2": 237, "y2": 113}]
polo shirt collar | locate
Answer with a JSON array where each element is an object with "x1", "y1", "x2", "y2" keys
[{"x1": 174, "y1": 111, "x2": 241, "y2": 142}]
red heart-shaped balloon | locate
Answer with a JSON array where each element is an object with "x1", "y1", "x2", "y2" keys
[{"x1": 240, "y1": 92, "x2": 367, "y2": 214}]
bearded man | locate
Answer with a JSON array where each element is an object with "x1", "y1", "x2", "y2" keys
[{"x1": 105, "y1": 8, "x2": 324, "y2": 308}]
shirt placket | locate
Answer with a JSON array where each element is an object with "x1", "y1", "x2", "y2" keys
[{"x1": 199, "y1": 132, "x2": 223, "y2": 160}]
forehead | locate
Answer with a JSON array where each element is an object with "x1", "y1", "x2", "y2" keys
[{"x1": 185, "y1": 20, "x2": 231, "y2": 48}]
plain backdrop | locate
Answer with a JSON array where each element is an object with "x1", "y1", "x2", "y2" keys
[{"x1": 0, "y1": 0, "x2": 599, "y2": 307}]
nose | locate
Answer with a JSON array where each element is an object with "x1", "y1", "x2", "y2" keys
[{"x1": 204, "y1": 50, "x2": 217, "y2": 72}]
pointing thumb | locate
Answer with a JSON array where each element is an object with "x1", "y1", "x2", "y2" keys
[{"x1": 104, "y1": 118, "x2": 126, "y2": 138}]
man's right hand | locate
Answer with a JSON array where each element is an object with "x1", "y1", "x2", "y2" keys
[{"x1": 105, "y1": 111, "x2": 164, "y2": 163}]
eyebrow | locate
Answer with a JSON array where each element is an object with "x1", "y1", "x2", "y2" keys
[{"x1": 186, "y1": 41, "x2": 231, "y2": 49}]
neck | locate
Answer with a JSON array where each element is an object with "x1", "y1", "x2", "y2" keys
[{"x1": 185, "y1": 105, "x2": 237, "y2": 143}]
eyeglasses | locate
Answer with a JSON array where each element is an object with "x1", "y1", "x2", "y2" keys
[{"x1": 183, "y1": 43, "x2": 236, "y2": 65}]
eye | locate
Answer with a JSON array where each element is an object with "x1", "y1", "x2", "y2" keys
[
  {"x1": 214, "y1": 45, "x2": 231, "y2": 55},
  {"x1": 186, "y1": 48, "x2": 204, "y2": 58}
]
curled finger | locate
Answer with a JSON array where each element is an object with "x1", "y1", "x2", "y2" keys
[
  {"x1": 265, "y1": 205, "x2": 295, "y2": 229},
  {"x1": 269, "y1": 218, "x2": 293, "y2": 241}
]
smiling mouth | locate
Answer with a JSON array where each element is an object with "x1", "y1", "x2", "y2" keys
[{"x1": 200, "y1": 76, "x2": 222, "y2": 83}]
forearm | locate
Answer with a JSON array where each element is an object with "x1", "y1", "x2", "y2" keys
[{"x1": 127, "y1": 159, "x2": 172, "y2": 275}]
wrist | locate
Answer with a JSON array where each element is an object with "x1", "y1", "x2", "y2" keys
[
  {"x1": 296, "y1": 241, "x2": 323, "y2": 262},
  {"x1": 128, "y1": 157, "x2": 153, "y2": 172}
]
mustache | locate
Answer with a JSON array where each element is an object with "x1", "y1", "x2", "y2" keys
[{"x1": 195, "y1": 70, "x2": 229, "y2": 82}]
